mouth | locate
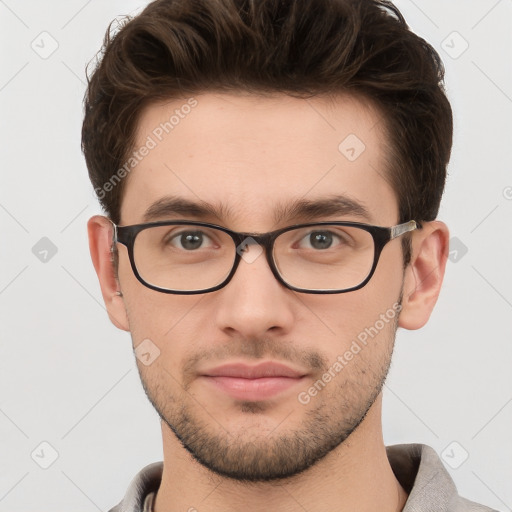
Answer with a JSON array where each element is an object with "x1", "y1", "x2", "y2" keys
[{"x1": 199, "y1": 362, "x2": 309, "y2": 401}]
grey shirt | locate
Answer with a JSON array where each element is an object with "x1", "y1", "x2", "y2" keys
[{"x1": 109, "y1": 443, "x2": 498, "y2": 512}]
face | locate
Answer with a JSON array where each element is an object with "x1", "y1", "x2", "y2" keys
[{"x1": 91, "y1": 92, "x2": 425, "y2": 482}]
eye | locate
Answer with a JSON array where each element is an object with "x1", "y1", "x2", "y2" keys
[
  {"x1": 296, "y1": 229, "x2": 351, "y2": 250},
  {"x1": 166, "y1": 230, "x2": 214, "y2": 250}
]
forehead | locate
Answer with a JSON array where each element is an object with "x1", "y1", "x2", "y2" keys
[{"x1": 120, "y1": 92, "x2": 398, "y2": 227}]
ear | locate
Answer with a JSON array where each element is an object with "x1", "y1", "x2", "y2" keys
[
  {"x1": 398, "y1": 220, "x2": 449, "y2": 330},
  {"x1": 87, "y1": 215, "x2": 130, "y2": 331}
]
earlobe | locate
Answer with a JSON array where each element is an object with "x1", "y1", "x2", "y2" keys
[
  {"x1": 398, "y1": 220, "x2": 450, "y2": 330},
  {"x1": 87, "y1": 215, "x2": 130, "y2": 332}
]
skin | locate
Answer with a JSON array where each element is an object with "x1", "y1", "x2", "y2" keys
[{"x1": 88, "y1": 92, "x2": 449, "y2": 512}]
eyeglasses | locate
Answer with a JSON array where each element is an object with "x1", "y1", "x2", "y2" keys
[{"x1": 111, "y1": 219, "x2": 419, "y2": 294}]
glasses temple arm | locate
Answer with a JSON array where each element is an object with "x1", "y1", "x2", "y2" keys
[{"x1": 390, "y1": 220, "x2": 419, "y2": 239}]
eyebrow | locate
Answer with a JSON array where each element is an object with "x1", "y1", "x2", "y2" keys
[{"x1": 142, "y1": 194, "x2": 373, "y2": 225}]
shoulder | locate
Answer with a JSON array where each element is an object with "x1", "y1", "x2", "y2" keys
[
  {"x1": 386, "y1": 443, "x2": 498, "y2": 512},
  {"x1": 108, "y1": 461, "x2": 163, "y2": 512}
]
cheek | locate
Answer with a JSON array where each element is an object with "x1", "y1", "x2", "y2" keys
[
  {"x1": 307, "y1": 292, "x2": 401, "y2": 347},
  {"x1": 123, "y1": 289, "x2": 207, "y2": 377},
  {"x1": 118, "y1": 242, "x2": 202, "y2": 342},
  {"x1": 304, "y1": 254, "x2": 403, "y2": 356},
  {"x1": 122, "y1": 286, "x2": 197, "y2": 356}
]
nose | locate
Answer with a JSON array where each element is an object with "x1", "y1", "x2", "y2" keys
[{"x1": 213, "y1": 241, "x2": 296, "y2": 338}]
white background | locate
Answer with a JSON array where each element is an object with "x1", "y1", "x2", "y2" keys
[{"x1": 0, "y1": 0, "x2": 511, "y2": 510}]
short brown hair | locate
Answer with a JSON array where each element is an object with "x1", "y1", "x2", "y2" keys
[{"x1": 82, "y1": 0, "x2": 452, "y2": 261}]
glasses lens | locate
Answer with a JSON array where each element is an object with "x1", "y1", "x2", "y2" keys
[
  {"x1": 133, "y1": 224, "x2": 235, "y2": 291},
  {"x1": 273, "y1": 224, "x2": 375, "y2": 291}
]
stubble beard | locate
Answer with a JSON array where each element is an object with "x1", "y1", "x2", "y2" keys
[{"x1": 136, "y1": 311, "x2": 399, "y2": 483}]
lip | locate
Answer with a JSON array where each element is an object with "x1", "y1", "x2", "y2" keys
[
  {"x1": 199, "y1": 362, "x2": 308, "y2": 401},
  {"x1": 202, "y1": 362, "x2": 307, "y2": 379}
]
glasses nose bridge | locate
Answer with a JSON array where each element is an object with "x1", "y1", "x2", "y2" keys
[
  {"x1": 231, "y1": 230, "x2": 278, "y2": 270},
  {"x1": 228, "y1": 229, "x2": 285, "y2": 293}
]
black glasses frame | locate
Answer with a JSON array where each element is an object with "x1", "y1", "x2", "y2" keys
[{"x1": 112, "y1": 219, "x2": 420, "y2": 295}]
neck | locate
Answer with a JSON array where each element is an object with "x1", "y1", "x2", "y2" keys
[{"x1": 154, "y1": 396, "x2": 408, "y2": 512}]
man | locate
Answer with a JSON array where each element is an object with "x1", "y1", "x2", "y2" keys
[{"x1": 82, "y1": 0, "x2": 496, "y2": 511}]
